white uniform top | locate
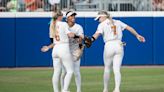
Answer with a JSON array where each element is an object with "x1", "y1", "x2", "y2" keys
[
  {"x1": 68, "y1": 23, "x2": 84, "y2": 52},
  {"x1": 96, "y1": 19, "x2": 127, "y2": 43},
  {"x1": 50, "y1": 21, "x2": 71, "y2": 44}
]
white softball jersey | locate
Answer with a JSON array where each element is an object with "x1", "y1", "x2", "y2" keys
[
  {"x1": 68, "y1": 23, "x2": 84, "y2": 52},
  {"x1": 53, "y1": 21, "x2": 71, "y2": 44},
  {"x1": 96, "y1": 19, "x2": 127, "y2": 43}
]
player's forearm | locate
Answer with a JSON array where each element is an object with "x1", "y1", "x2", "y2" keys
[
  {"x1": 126, "y1": 26, "x2": 139, "y2": 37},
  {"x1": 47, "y1": 38, "x2": 54, "y2": 49},
  {"x1": 80, "y1": 34, "x2": 84, "y2": 39},
  {"x1": 92, "y1": 32, "x2": 100, "y2": 41},
  {"x1": 78, "y1": 36, "x2": 83, "y2": 43},
  {"x1": 47, "y1": 43, "x2": 54, "y2": 49},
  {"x1": 41, "y1": 43, "x2": 54, "y2": 52}
]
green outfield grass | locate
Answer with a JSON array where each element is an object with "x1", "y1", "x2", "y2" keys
[{"x1": 0, "y1": 67, "x2": 164, "y2": 92}]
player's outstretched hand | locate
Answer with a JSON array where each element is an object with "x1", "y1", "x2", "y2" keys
[
  {"x1": 84, "y1": 36, "x2": 92, "y2": 48},
  {"x1": 41, "y1": 46, "x2": 49, "y2": 52},
  {"x1": 136, "y1": 34, "x2": 146, "y2": 43}
]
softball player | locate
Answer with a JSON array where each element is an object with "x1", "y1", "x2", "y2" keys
[
  {"x1": 42, "y1": 10, "x2": 76, "y2": 92},
  {"x1": 89, "y1": 10, "x2": 145, "y2": 92},
  {"x1": 60, "y1": 11, "x2": 84, "y2": 92}
]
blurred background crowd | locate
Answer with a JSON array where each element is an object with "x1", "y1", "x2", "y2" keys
[{"x1": 0, "y1": 0, "x2": 164, "y2": 12}]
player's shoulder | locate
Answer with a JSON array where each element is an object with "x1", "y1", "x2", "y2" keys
[
  {"x1": 57, "y1": 21, "x2": 67, "y2": 24},
  {"x1": 98, "y1": 21, "x2": 104, "y2": 26},
  {"x1": 57, "y1": 21, "x2": 68, "y2": 26},
  {"x1": 98, "y1": 20, "x2": 106, "y2": 28},
  {"x1": 113, "y1": 19, "x2": 123, "y2": 24},
  {"x1": 113, "y1": 19, "x2": 127, "y2": 27},
  {"x1": 72, "y1": 23, "x2": 83, "y2": 31},
  {"x1": 74, "y1": 23, "x2": 83, "y2": 29}
]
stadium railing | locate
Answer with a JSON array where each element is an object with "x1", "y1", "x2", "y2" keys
[{"x1": 0, "y1": 0, "x2": 163, "y2": 12}]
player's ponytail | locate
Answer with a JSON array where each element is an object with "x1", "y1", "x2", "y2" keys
[
  {"x1": 51, "y1": 10, "x2": 63, "y2": 41},
  {"x1": 107, "y1": 12, "x2": 117, "y2": 35},
  {"x1": 51, "y1": 9, "x2": 63, "y2": 32}
]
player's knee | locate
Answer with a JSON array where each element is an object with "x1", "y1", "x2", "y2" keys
[
  {"x1": 104, "y1": 67, "x2": 111, "y2": 73},
  {"x1": 66, "y1": 72, "x2": 73, "y2": 78},
  {"x1": 67, "y1": 70, "x2": 73, "y2": 75},
  {"x1": 74, "y1": 71, "x2": 80, "y2": 77},
  {"x1": 53, "y1": 69, "x2": 61, "y2": 75},
  {"x1": 74, "y1": 67, "x2": 80, "y2": 73},
  {"x1": 113, "y1": 69, "x2": 121, "y2": 75},
  {"x1": 52, "y1": 76, "x2": 58, "y2": 83}
]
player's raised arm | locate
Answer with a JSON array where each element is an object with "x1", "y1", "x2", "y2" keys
[{"x1": 125, "y1": 25, "x2": 146, "y2": 43}]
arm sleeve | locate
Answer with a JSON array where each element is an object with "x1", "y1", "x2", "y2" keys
[
  {"x1": 77, "y1": 25, "x2": 84, "y2": 36},
  {"x1": 95, "y1": 24, "x2": 103, "y2": 34},
  {"x1": 119, "y1": 20, "x2": 128, "y2": 31}
]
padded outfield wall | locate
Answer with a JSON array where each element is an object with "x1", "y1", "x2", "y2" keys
[{"x1": 0, "y1": 12, "x2": 164, "y2": 67}]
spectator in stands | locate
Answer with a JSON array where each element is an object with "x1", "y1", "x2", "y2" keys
[
  {"x1": 60, "y1": 0, "x2": 67, "y2": 11},
  {"x1": 160, "y1": 0, "x2": 164, "y2": 10},
  {"x1": 25, "y1": 0, "x2": 44, "y2": 12},
  {"x1": 0, "y1": 0, "x2": 10, "y2": 11},
  {"x1": 43, "y1": 0, "x2": 51, "y2": 11},
  {"x1": 18, "y1": 0, "x2": 26, "y2": 11},
  {"x1": 152, "y1": 0, "x2": 164, "y2": 11},
  {"x1": 48, "y1": 0, "x2": 60, "y2": 11},
  {"x1": 7, "y1": 0, "x2": 17, "y2": 12}
]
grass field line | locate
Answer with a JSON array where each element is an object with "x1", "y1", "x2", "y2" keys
[{"x1": 0, "y1": 65, "x2": 164, "y2": 70}]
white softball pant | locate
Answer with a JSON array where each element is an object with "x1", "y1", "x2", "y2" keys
[
  {"x1": 52, "y1": 43, "x2": 74, "y2": 92},
  {"x1": 103, "y1": 40, "x2": 124, "y2": 92},
  {"x1": 61, "y1": 59, "x2": 81, "y2": 92}
]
